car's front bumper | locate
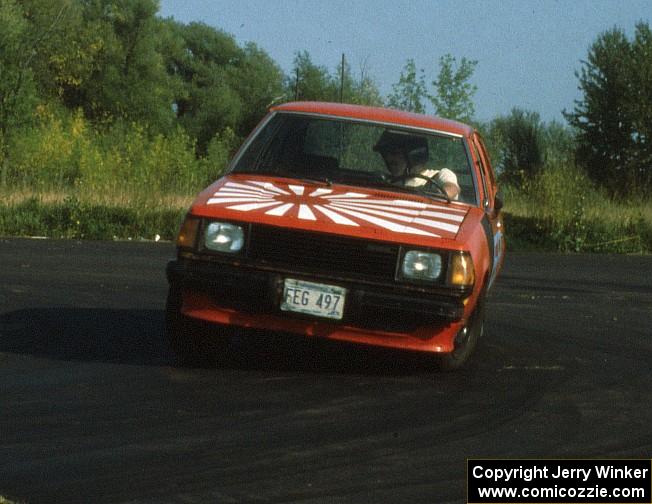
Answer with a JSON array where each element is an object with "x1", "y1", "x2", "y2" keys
[{"x1": 167, "y1": 258, "x2": 468, "y2": 353}]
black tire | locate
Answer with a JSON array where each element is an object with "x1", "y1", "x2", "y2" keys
[
  {"x1": 436, "y1": 292, "x2": 486, "y2": 371},
  {"x1": 165, "y1": 287, "x2": 231, "y2": 368}
]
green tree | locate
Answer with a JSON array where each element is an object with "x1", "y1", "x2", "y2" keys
[
  {"x1": 166, "y1": 20, "x2": 242, "y2": 151},
  {"x1": 627, "y1": 23, "x2": 652, "y2": 192},
  {"x1": 0, "y1": 0, "x2": 39, "y2": 185},
  {"x1": 19, "y1": 0, "x2": 87, "y2": 105},
  {"x1": 348, "y1": 59, "x2": 384, "y2": 106},
  {"x1": 70, "y1": 0, "x2": 177, "y2": 131},
  {"x1": 163, "y1": 21, "x2": 284, "y2": 151},
  {"x1": 287, "y1": 51, "x2": 382, "y2": 106},
  {"x1": 386, "y1": 58, "x2": 428, "y2": 113},
  {"x1": 429, "y1": 54, "x2": 478, "y2": 122},
  {"x1": 542, "y1": 120, "x2": 576, "y2": 167},
  {"x1": 333, "y1": 56, "x2": 383, "y2": 106},
  {"x1": 228, "y1": 42, "x2": 285, "y2": 135},
  {"x1": 487, "y1": 108, "x2": 544, "y2": 184},
  {"x1": 564, "y1": 23, "x2": 652, "y2": 195},
  {"x1": 288, "y1": 50, "x2": 339, "y2": 101}
]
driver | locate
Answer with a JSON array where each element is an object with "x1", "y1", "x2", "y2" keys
[{"x1": 374, "y1": 130, "x2": 460, "y2": 200}]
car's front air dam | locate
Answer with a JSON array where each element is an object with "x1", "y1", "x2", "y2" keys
[{"x1": 180, "y1": 290, "x2": 464, "y2": 354}]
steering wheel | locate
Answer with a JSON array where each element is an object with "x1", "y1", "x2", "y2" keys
[{"x1": 389, "y1": 173, "x2": 450, "y2": 200}]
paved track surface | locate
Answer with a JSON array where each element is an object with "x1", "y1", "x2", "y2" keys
[{"x1": 1, "y1": 238, "x2": 651, "y2": 503}]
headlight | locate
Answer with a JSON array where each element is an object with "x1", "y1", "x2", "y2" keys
[
  {"x1": 204, "y1": 222, "x2": 245, "y2": 253},
  {"x1": 401, "y1": 251, "x2": 442, "y2": 281}
]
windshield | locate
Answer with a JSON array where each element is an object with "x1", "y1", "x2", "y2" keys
[{"x1": 231, "y1": 113, "x2": 477, "y2": 204}]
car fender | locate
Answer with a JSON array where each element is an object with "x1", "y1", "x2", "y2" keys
[{"x1": 456, "y1": 207, "x2": 493, "y2": 316}]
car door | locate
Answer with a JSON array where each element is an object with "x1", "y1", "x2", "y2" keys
[{"x1": 471, "y1": 132, "x2": 505, "y2": 290}]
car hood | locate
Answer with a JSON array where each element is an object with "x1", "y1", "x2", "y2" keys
[{"x1": 190, "y1": 174, "x2": 471, "y2": 247}]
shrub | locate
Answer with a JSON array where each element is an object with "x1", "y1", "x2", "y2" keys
[
  {"x1": 2, "y1": 107, "x2": 217, "y2": 206},
  {"x1": 200, "y1": 127, "x2": 238, "y2": 184},
  {"x1": 7, "y1": 107, "x2": 92, "y2": 190},
  {"x1": 503, "y1": 162, "x2": 652, "y2": 253}
]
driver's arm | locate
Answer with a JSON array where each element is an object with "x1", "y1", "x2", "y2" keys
[
  {"x1": 434, "y1": 168, "x2": 460, "y2": 200},
  {"x1": 406, "y1": 167, "x2": 460, "y2": 200}
]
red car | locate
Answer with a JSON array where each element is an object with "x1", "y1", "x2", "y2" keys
[{"x1": 166, "y1": 102, "x2": 505, "y2": 369}]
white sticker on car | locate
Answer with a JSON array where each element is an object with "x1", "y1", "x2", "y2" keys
[{"x1": 207, "y1": 180, "x2": 466, "y2": 239}]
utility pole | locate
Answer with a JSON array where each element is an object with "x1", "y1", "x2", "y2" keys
[
  {"x1": 340, "y1": 53, "x2": 345, "y2": 103},
  {"x1": 294, "y1": 66, "x2": 300, "y2": 100}
]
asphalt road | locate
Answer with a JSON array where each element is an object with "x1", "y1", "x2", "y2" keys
[{"x1": 1, "y1": 238, "x2": 651, "y2": 503}]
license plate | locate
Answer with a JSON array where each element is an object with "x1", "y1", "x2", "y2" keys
[{"x1": 281, "y1": 279, "x2": 346, "y2": 320}]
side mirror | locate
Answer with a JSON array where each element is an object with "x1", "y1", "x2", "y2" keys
[{"x1": 494, "y1": 194, "x2": 504, "y2": 212}]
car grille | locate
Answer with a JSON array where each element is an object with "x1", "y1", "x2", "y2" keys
[{"x1": 247, "y1": 224, "x2": 399, "y2": 282}]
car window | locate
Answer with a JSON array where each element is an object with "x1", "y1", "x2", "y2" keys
[
  {"x1": 471, "y1": 133, "x2": 496, "y2": 208},
  {"x1": 471, "y1": 141, "x2": 488, "y2": 207},
  {"x1": 303, "y1": 119, "x2": 386, "y2": 174},
  {"x1": 425, "y1": 135, "x2": 476, "y2": 204},
  {"x1": 474, "y1": 133, "x2": 496, "y2": 189},
  {"x1": 232, "y1": 112, "x2": 476, "y2": 203}
]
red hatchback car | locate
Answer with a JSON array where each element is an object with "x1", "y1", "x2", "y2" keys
[{"x1": 166, "y1": 102, "x2": 505, "y2": 369}]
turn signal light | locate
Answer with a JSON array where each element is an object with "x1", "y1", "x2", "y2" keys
[
  {"x1": 176, "y1": 217, "x2": 200, "y2": 249},
  {"x1": 448, "y1": 252, "x2": 475, "y2": 287}
]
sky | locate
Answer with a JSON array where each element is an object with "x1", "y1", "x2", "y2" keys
[{"x1": 159, "y1": 0, "x2": 652, "y2": 124}]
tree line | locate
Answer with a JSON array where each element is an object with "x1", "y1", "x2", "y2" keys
[
  {"x1": 385, "y1": 23, "x2": 652, "y2": 198},
  {"x1": 0, "y1": 0, "x2": 650, "y2": 198}
]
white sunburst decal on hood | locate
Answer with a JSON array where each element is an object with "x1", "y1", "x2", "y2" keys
[{"x1": 206, "y1": 180, "x2": 467, "y2": 238}]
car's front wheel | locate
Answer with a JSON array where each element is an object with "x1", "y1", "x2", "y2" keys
[{"x1": 436, "y1": 292, "x2": 486, "y2": 371}]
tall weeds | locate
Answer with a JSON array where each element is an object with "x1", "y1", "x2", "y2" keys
[
  {"x1": 0, "y1": 106, "x2": 235, "y2": 240},
  {"x1": 503, "y1": 163, "x2": 652, "y2": 253},
  {"x1": 2, "y1": 106, "x2": 232, "y2": 209}
]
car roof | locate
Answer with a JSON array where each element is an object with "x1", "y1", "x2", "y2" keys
[{"x1": 271, "y1": 101, "x2": 474, "y2": 137}]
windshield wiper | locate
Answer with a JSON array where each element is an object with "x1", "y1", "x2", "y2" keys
[
  {"x1": 405, "y1": 184, "x2": 451, "y2": 203},
  {"x1": 422, "y1": 178, "x2": 452, "y2": 203},
  {"x1": 299, "y1": 176, "x2": 332, "y2": 186}
]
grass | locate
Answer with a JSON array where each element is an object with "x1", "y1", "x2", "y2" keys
[
  {"x1": 1, "y1": 187, "x2": 193, "y2": 210},
  {"x1": 0, "y1": 189, "x2": 189, "y2": 241},
  {"x1": 501, "y1": 164, "x2": 652, "y2": 253}
]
